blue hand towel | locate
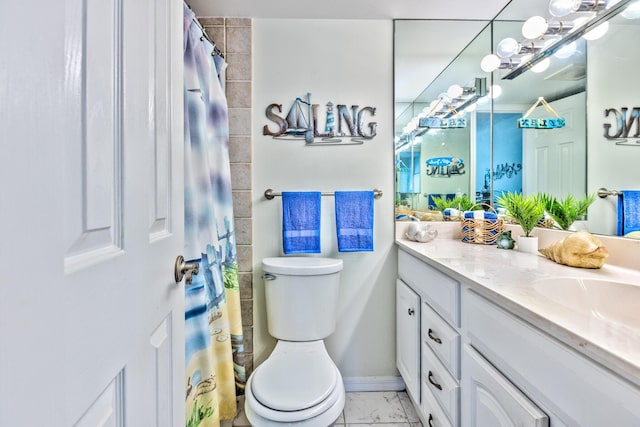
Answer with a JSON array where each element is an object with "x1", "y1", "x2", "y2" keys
[
  {"x1": 282, "y1": 192, "x2": 322, "y2": 254},
  {"x1": 335, "y1": 191, "x2": 374, "y2": 252},
  {"x1": 617, "y1": 190, "x2": 640, "y2": 236}
]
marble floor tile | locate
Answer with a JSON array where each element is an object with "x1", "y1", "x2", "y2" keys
[{"x1": 344, "y1": 391, "x2": 410, "y2": 424}]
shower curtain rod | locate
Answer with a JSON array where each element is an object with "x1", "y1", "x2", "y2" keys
[{"x1": 184, "y1": 1, "x2": 224, "y2": 58}]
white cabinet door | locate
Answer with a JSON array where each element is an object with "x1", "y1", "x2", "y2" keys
[
  {"x1": 462, "y1": 345, "x2": 549, "y2": 427},
  {"x1": 0, "y1": 0, "x2": 184, "y2": 425},
  {"x1": 397, "y1": 279, "x2": 421, "y2": 403}
]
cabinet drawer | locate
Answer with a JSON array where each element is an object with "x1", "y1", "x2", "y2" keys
[
  {"x1": 398, "y1": 250, "x2": 460, "y2": 326},
  {"x1": 421, "y1": 377, "x2": 454, "y2": 427},
  {"x1": 422, "y1": 301, "x2": 460, "y2": 379},
  {"x1": 422, "y1": 343, "x2": 460, "y2": 427},
  {"x1": 462, "y1": 344, "x2": 548, "y2": 427}
]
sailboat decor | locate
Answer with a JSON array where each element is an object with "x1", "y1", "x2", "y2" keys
[{"x1": 263, "y1": 92, "x2": 377, "y2": 145}]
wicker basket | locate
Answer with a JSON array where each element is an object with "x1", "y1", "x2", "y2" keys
[{"x1": 460, "y1": 204, "x2": 503, "y2": 245}]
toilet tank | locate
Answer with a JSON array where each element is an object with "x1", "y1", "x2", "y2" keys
[{"x1": 262, "y1": 257, "x2": 343, "y2": 341}]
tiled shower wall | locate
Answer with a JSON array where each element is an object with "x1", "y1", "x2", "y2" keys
[{"x1": 199, "y1": 17, "x2": 254, "y2": 379}]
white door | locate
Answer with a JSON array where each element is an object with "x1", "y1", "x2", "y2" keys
[
  {"x1": 0, "y1": 1, "x2": 185, "y2": 426},
  {"x1": 523, "y1": 92, "x2": 586, "y2": 198}
]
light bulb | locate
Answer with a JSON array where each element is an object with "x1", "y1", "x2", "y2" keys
[
  {"x1": 497, "y1": 38, "x2": 520, "y2": 58},
  {"x1": 554, "y1": 41, "x2": 577, "y2": 58},
  {"x1": 531, "y1": 57, "x2": 551, "y2": 73},
  {"x1": 622, "y1": 0, "x2": 640, "y2": 18},
  {"x1": 522, "y1": 16, "x2": 548, "y2": 39},
  {"x1": 480, "y1": 54, "x2": 501, "y2": 72},
  {"x1": 429, "y1": 99, "x2": 440, "y2": 110},
  {"x1": 582, "y1": 21, "x2": 609, "y2": 40},
  {"x1": 549, "y1": 0, "x2": 582, "y2": 17},
  {"x1": 477, "y1": 96, "x2": 490, "y2": 106},
  {"x1": 447, "y1": 84, "x2": 463, "y2": 99},
  {"x1": 489, "y1": 85, "x2": 502, "y2": 99}
]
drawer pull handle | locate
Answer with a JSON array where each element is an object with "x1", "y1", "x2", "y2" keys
[
  {"x1": 428, "y1": 328, "x2": 442, "y2": 344},
  {"x1": 428, "y1": 370, "x2": 443, "y2": 391},
  {"x1": 408, "y1": 308, "x2": 415, "y2": 316},
  {"x1": 428, "y1": 414, "x2": 434, "y2": 427}
]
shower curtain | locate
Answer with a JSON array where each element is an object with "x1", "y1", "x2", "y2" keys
[{"x1": 183, "y1": 5, "x2": 246, "y2": 426}]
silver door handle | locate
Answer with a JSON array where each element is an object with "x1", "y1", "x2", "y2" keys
[{"x1": 174, "y1": 255, "x2": 200, "y2": 284}]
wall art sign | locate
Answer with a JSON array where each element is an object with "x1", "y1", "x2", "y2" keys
[
  {"x1": 425, "y1": 156, "x2": 465, "y2": 177},
  {"x1": 262, "y1": 92, "x2": 377, "y2": 145},
  {"x1": 603, "y1": 107, "x2": 640, "y2": 146},
  {"x1": 418, "y1": 117, "x2": 467, "y2": 129}
]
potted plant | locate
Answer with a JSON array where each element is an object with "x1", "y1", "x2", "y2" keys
[
  {"x1": 496, "y1": 191, "x2": 545, "y2": 253},
  {"x1": 538, "y1": 193, "x2": 596, "y2": 231}
]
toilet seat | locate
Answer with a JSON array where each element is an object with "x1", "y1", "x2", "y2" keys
[{"x1": 246, "y1": 341, "x2": 343, "y2": 423}]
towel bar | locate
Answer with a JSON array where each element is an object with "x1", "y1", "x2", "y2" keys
[
  {"x1": 597, "y1": 188, "x2": 622, "y2": 198},
  {"x1": 264, "y1": 188, "x2": 383, "y2": 200}
]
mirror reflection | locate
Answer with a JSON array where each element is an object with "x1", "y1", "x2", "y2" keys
[{"x1": 394, "y1": 0, "x2": 640, "y2": 237}]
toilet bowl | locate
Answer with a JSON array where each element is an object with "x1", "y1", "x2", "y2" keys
[{"x1": 245, "y1": 257, "x2": 345, "y2": 426}]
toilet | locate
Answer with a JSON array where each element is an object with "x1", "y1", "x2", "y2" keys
[{"x1": 245, "y1": 257, "x2": 345, "y2": 426}]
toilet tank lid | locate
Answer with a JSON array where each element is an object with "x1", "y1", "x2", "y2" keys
[{"x1": 262, "y1": 257, "x2": 343, "y2": 275}]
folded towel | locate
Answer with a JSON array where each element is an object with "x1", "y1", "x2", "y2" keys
[
  {"x1": 617, "y1": 190, "x2": 640, "y2": 236},
  {"x1": 335, "y1": 191, "x2": 374, "y2": 252},
  {"x1": 282, "y1": 192, "x2": 322, "y2": 254}
]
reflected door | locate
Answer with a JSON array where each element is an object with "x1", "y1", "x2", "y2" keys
[{"x1": 523, "y1": 92, "x2": 587, "y2": 198}]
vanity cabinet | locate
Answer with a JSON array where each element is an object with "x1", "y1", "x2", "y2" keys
[
  {"x1": 396, "y1": 278, "x2": 420, "y2": 403},
  {"x1": 398, "y1": 249, "x2": 461, "y2": 426},
  {"x1": 397, "y1": 247, "x2": 640, "y2": 427}
]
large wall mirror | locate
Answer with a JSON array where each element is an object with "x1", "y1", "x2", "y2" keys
[{"x1": 395, "y1": 0, "x2": 640, "y2": 237}]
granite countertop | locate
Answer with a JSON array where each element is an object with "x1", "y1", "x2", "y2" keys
[{"x1": 395, "y1": 223, "x2": 640, "y2": 388}]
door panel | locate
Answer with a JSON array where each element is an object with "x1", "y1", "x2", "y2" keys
[{"x1": 0, "y1": 0, "x2": 184, "y2": 425}]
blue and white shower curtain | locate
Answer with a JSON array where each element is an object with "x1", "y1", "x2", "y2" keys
[{"x1": 183, "y1": 5, "x2": 245, "y2": 426}]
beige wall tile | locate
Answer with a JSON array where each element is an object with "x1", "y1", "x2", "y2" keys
[
  {"x1": 243, "y1": 326, "x2": 254, "y2": 353},
  {"x1": 239, "y1": 272, "x2": 253, "y2": 299},
  {"x1": 230, "y1": 163, "x2": 251, "y2": 190},
  {"x1": 241, "y1": 300, "x2": 253, "y2": 326},
  {"x1": 229, "y1": 136, "x2": 252, "y2": 163},
  {"x1": 203, "y1": 26, "x2": 225, "y2": 53},
  {"x1": 228, "y1": 108, "x2": 252, "y2": 136},
  {"x1": 226, "y1": 18, "x2": 251, "y2": 27},
  {"x1": 226, "y1": 27, "x2": 252, "y2": 54},
  {"x1": 232, "y1": 190, "x2": 252, "y2": 218},
  {"x1": 234, "y1": 218, "x2": 252, "y2": 245},
  {"x1": 226, "y1": 81, "x2": 252, "y2": 108},
  {"x1": 198, "y1": 17, "x2": 224, "y2": 26},
  {"x1": 226, "y1": 53, "x2": 251, "y2": 81},
  {"x1": 236, "y1": 245, "x2": 253, "y2": 272}
]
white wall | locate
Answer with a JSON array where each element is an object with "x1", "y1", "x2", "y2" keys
[
  {"x1": 252, "y1": 19, "x2": 398, "y2": 381},
  {"x1": 587, "y1": 24, "x2": 640, "y2": 236}
]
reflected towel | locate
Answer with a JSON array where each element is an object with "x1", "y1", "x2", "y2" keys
[
  {"x1": 335, "y1": 191, "x2": 374, "y2": 252},
  {"x1": 282, "y1": 192, "x2": 321, "y2": 254},
  {"x1": 617, "y1": 190, "x2": 640, "y2": 236}
]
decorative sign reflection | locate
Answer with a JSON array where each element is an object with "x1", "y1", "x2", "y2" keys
[
  {"x1": 519, "y1": 96, "x2": 566, "y2": 130},
  {"x1": 603, "y1": 107, "x2": 640, "y2": 146},
  {"x1": 419, "y1": 117, "x2": 467, "y2": 129},
  {"x1": 425, "y1": 156, "x2": 465, "y2": 177}
]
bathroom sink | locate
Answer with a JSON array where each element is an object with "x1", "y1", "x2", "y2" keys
[{"x1": 532, "y1": 277, "x2": 640, "y2": 328}]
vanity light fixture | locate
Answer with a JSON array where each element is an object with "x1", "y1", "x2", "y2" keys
[
  {"x1": 549, "y1": 0, "x2": 608, "y2": 17},
  {"x1": 522, "y1": 16, "x2": 575, "y2": 39},
  {"x1": 499, "y1": 0, "x2": 633, "y2": 79}
]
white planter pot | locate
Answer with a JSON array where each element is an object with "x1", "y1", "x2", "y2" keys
[{"x1": 517, "y1": 236, "x2": 538, "y2": 254}]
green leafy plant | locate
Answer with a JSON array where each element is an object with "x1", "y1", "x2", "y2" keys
[
  {"x1": 431, "y1": 195, "x2": 479, "y2": 212},
  {"x1": 496, "y1": 191, "x2": 545, "y2": 237},
  {"x1": 538, "y1": 193, "x2": 596, "y2": 231}
]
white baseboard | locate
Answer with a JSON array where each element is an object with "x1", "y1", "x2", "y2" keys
[{"x1": 342, "y1": 376, "x2": 406, "y2": 392}]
